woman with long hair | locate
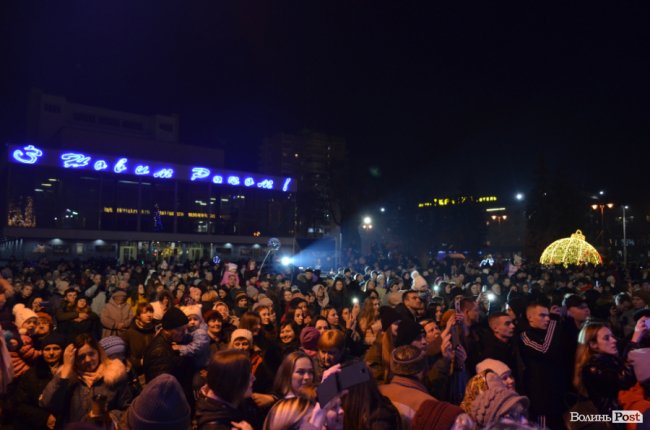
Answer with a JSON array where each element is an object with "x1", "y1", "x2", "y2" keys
[
  {"x1": 263, "y1": 397, "x2": 314, "y2": 430},
  {"x1": 573, "y1": 321, "x2": 635, "y2": 418},
  {"x1": 40, "y1": 333, "x2": 132, "y2": 427},
  {"x1": 358, "y1": 297, "x2": 382, "y2": 346},
  {"x1": 273, "y1": 350, "x2": 316, "y2": 399}
]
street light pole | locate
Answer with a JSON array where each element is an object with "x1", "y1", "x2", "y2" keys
[{"x1": 622, "y1": 205, "x2": 627, "y2": 267}]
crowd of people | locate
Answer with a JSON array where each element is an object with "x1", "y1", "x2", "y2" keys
[{"x1": 0, "y1": 250, "x2": 649, "y2": 430}]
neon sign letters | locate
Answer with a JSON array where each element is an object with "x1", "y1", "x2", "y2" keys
[
  {"x1": 7, "y1": 144, "x2": 295, "y2": 192},
  {"x1": 12, "y1": 145, "x2": 43, "y2": 164}
]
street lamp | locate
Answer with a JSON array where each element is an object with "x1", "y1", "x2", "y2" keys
[
  {"x1": 491, "y1": 214, "x2": 507, "y2": 222},
  {"x1": 515, "y1": 193, "x2": 524, "y2": 201},
  {"x1": 591, "y1": 203, "x2": 614, "y2": 248},
  {"x1": 622, "y1": 205, "x2": 628, "y2": 267},
  {"x1": 362, "y1": 216, "x2": 373, "y2": 230}
]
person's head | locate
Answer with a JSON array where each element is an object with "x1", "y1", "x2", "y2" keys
[
  {"x1": 564, "y1": 294, "x2": 591, "y2": 325},
  {"x1": 286, "y1": 308, "x2": 304, "y2": 327},
  {"x1": 526, "y1": 303, "x2": 550, "y2": 330},
  {"x1": 263, "y1": 397, "x2": 314, "y2": 430},
  {"x1": 235, "y1": 293, "x2": 249, "y2": 310},
  {"x1": 476, "y1": 359, "x2": 515, "y2": 390},
  {"x1": 574, "y1": 321, "x2": 618, "y2": 395},
  {"x1": 390, "y1": 345, "x2": 428, "y2": 380},
  {"x1": 460, "y1": 298, "x2": 480, "y2": 325},
  {"x1": 36, "y1": 312, "x2": 53, "y2": 336},
  {"x1": 41, "y1": 333, "x2": 66, "y2": 367},
  {"x1": 180, "y1": 305, "x2": 204, "y2": 330},
  {"x1": 136, "y1": 302, "x2": 154, "y2": 325},
  {"x1": 13, "y1": 303, "x2": 38, "y2": 335},
  {"x1": 229, "y1": 329, "x2": 254, "y2": 351},
  {"x1": 421, "y1": 319, "x2": 441, "y2": 344},
  {"x1": 403, "y1": 290, "x2": 423, "y2": 312},
  {"x1": 340, "y1": 362, "x2": 395, "y2": 430},
  {"x1": 75, "y1": 296, "x2": 88, "y2": 310},
  {"x1": 333, "y1": 277, "x2": 345, "y2": 291},
  {"x1": 257, "y1": 305, "x2": 272, "y2": 325},
  {"x1": 112, "y1": 290, "x2": 127, "y2": 305},
  {"x1": 632, "y1": 291, "x2": 650, "y2": 310},
  {"x1": 279, "y1": 322, "x2": 297, "y2": 344},
  {"x1": 488, "y1": 312, "x2": 515, "y2": 342},
  {"x1": 21, "y1": 284, "x2": 33, "y2": 298},
  {"x1": 73, "y1": 333, "x2": 106, "y2": 373},
  {"x1": 322, "y1": 306, "x2": 339, "y2": 327},
  {"x1": 207, "y1": 349, "x2": 253, "y2": 406},
  {"x1": 314, "y1": 316, "x2": 330, "y2": 334},
  {"x1": 239, "y1": 312, "x2": 262, "y2": 337},
  {"x1": 162, "y1": 307, "x2": 189, "y2": 343},
  {"x1": 273, "y1": 350, "x2": 315, "y2": 397},
  {"x1": 395, "y1": 318, "x2": 427, "y2": 350},
  {"x1": 204, "y1": 309, "x2": 224, "y2": 337},
  {"x1": 64, "y1": 288, "x2": 78, "y2": 304},
  {"x1": 214, "y1": 302, "x2": 230, "y2": 320},
  {"x1": 317, "y1": 329, "x2": 345, "y2": 369}
]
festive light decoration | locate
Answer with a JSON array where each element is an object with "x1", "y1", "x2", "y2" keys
[
  {"x1": 12, "y1": 145, "x2": 43, "y2": 164},
  {"x1": 539, "y1": 230, "x2": 602, "y2": 268}
]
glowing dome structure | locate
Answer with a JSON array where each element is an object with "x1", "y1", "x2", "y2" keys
[{"x1": 539, "y1": 230, "x2": 602, "y2": 267}]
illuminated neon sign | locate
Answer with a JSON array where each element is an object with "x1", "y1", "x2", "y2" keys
[{"x1": 7, "y1": 144, "x2": 296, "y2": 192}]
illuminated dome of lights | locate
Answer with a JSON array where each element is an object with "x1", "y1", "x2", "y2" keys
[{"x1": 539, "y1": 230, "x2": 602, "y2": 267}]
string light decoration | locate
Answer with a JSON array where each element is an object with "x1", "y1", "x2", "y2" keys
[{"x1": 539, "y1": 229, "x2": 602, "y2": 268}]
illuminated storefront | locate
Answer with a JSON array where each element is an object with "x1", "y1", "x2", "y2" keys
[{"x1": 2, "y1": 144, "x2": 297, "y2": 261}]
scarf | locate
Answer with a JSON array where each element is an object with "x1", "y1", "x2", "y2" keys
[{"x1": 79, "y1": 363, "x2": 105, "y2": 387}]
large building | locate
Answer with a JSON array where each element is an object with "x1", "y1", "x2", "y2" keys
[
  {"x1": 259, "y1": 130, "x2": 347, "y2": 237},
  {"x1": 1, "y1": 91, "x2": 297, "y2": 262}
]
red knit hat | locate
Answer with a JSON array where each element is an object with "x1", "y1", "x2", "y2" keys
[{"x1": 412, "y1": 399, "x2": 464, "y2": 430}]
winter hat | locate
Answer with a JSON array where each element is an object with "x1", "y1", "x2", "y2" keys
[
  {"x1": 41, "y1": 333, "x2": 67, "y2": 349},
  {"x1": 180, "y1": 304, "x2": 203, "y2": 322},
  {"x1": 235, "y1": 291, "x2": 248, "y2": 303},
  {"x1": 412, "y1": 399, "x2": 464, "y2": 430},
  {"x1": 628, "y1": 348, "x2": 650, "y2": 382},
  {"x1": 395, "y1": 318, "x2": 425, "y2": 347},
  {"x1": 37, "y1": 311, "x2": 53, "y2": 325},
  {"x1": 99, "y1": 336, "x2": 126, "y2": 359},
  {"x1": 12, "y1": 303, "x2": 38, "y2": 328},
  {"x1": 379, "y1": 306, "x2": 401, "y2": 331},
  {"x1": 390, "y1": 345, "x2": 428, "y2": 376},
  {"x1": 162, "y1": 307, "x2": 189, "y2": 330},
  {"x1": 230, "y1": 329, "x2": 253, "y2": 345},
  {"x1": 126, "y1": 373, "x2": 191, "y2": 430},
  {"x1": 112, "y1": 289, "x2": 127, "y2": 298},
  {"x1": 253, "y1": 297, "x2": 274, "y2": 311},
  {"x1": 300, "y1": 326, "x2": 321, "y2": 351},
  {"x1": 468, "y1": 372, "x2": 529, "y2": 427},
  {"x1": 475, "y1": 359, "x2": 511, "y2": 377}
]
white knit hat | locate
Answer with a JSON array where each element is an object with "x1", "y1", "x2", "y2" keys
[
  {"x1": 180, "y1": 304, "x2": 203, "y2": 322},
  {"x1": 13, "y1": 303, "x2": 38, "y2": 329}
]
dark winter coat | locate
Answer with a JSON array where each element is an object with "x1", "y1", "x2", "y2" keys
[
  {"x1": 195, "y1": 395, "x2": 262, "y2": 430},
  {"x1": 14, "y1": 357, "x2": 57, "y2": 430},
  {"x1": 120, "y1": 320, "x2": 155, "y2": 375},
  {"x1": 581, "y1": 353, "x2": 636, "y2": 416}
]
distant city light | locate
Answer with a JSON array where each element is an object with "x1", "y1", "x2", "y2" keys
[
  {"x1": 515, "y1": 193, "x2": 524, "y2": 201},
  {"x1": 363, "y1": 216, "x2": 372, "y2": 225},
  {"x1": 380, "y1": 207, "x2": 385, "y2": 213},
  {"x1": 599, "y1": 190, "x2": 605, "y2": 196}
]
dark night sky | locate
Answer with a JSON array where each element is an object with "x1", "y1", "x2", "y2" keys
[{"x1": 2, "y1": 2, "x2": 649, "y2": 204}]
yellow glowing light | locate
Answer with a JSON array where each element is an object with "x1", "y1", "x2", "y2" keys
[{"x1": 539, "y1": 230, "x2": 602, "y2": 268}]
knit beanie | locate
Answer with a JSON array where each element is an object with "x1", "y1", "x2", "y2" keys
[
  {"x1": 628, "y1": 348, "x2": 650, "y2": 382},
  {"x1": 468, "y1": 372, "x2": 529, "y2": 427},
  {"x1": 379, "y1": 306, "x2": 401, "y2": 331},
  {"x1": 412, "y1": 399, "x2": 464, "y2": 430},
  {"x1": 390, "y1": 345, "x2": 428, "y2": 376},
  {"x1": 395, "y1": 318, "x2": 425, "y2": 347},
  {"x1": 230, "y1": 329, "x2": 253, "y2": 345},
  {"x1": 180, "y1": 304, "x2": 204, "y2": 323},
  {"x1": 162, "y1": 307, "x2": 189, "y2": 330},
  {"x1": 12, "y1": 303, "x2": 38, "y2": 329},
  {"x1": 475, "y1": 359, "x2": 511, "y2": 377},
  {"x1": 127, "y1": 373, "x2": 191, "y2": 430},
  {"x1": 41, "y1": 333, "x2": 67, "y2": 349},
  {"x1": 300, "y1": 326, "x2": 320, "y2": 351},
  {"x1": 99, "y1": 336, "x2": 126, "y2": 359}
]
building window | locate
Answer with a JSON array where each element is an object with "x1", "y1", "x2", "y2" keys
[{"x1": 43, "y1": 103, "x2": 61, "y2": 114}]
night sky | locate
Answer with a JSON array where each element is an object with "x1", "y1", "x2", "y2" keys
[{"x1": 2, "y1": 2, "x2": 649, "y2": 204}]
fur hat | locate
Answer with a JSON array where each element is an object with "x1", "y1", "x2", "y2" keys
[
  {"x1": 412, "y1": 399, "x2": 464, "y2": 430},
  {"x1": 162, "y1": 307, "x2": 189, "y2": 330},
  {"x1": 468, "y1": 372, "x2": 529, "y2": 427},
  {"x1": 12, "y1": 303, "x2": 38, "y2": 329},
  {"x1": 390, "y1": 345, "x2": 428, "y2": 376},
  {"x1": 230, "y1": 329, "x2": 253, "y2": 345},
  {"x1": 379, "y1": 306, "x2": 401, "y2": 331},
  {"x1": 475, "y1": 359, "x2": 511, "y2": 377},
  {"x1": 628, "y1": 348, "x2": 650, "y2": 382},
  {"x1": 41, "y1": 333, "x2": 67, "y2": 349},
  {"x1": 99, "y1": 336, "x2": 126, "y2": 359},
  {"x1": 395, "y1": 318, "x2": 425, "y2": 347},
  {"x1": 300, "y1": 326, "x2": 321, "y2": 351},
  {"x1": 126, "y1": 373, "x2": 191, "y2": 430},
  {"x1": 180, "y1": 304, "x2": 203, "y2": 322}
]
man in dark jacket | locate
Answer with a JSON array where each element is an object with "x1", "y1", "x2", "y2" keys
[
  {"x1": 479, "y1": 312, "x2": 520, "y2": 376},
  {"x1": 143, "y1": 307, "x2": 193, "y2": 406},
  {"x1": 395, "y1": 290, "x2": 422, "y2": 322}
]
